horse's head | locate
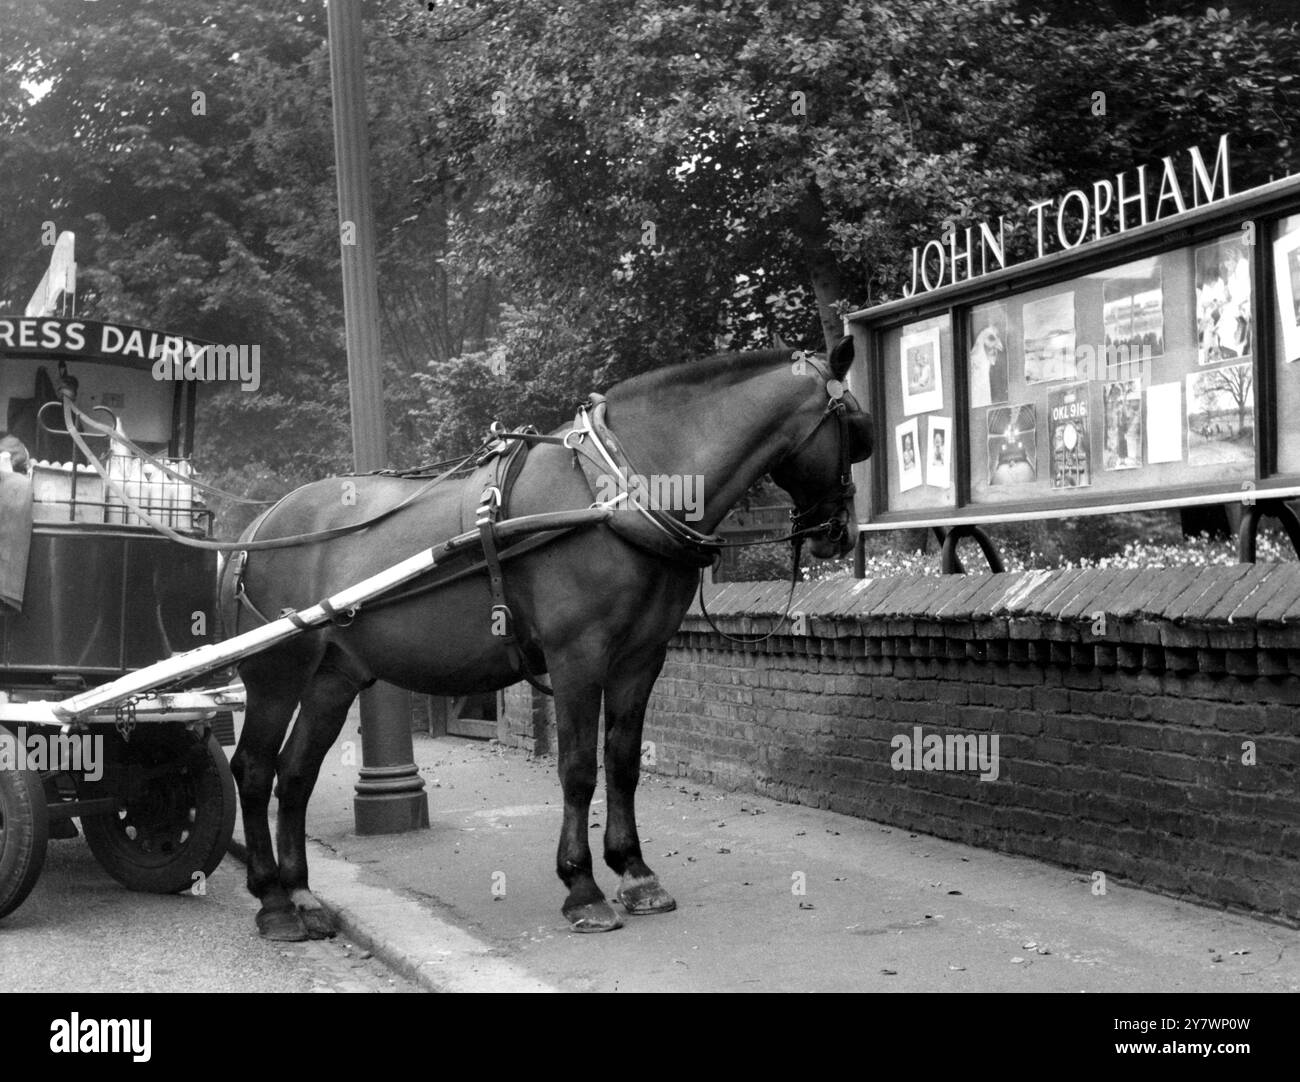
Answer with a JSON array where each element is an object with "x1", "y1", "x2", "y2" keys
[{"x1": 769, "y1": 337, "x2": 875, "y2": 559}]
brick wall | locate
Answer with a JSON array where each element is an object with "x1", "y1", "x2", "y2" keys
[
  {"x1": 497, "y1": 680, "x2": 554, "y2": 756},
  {"x1": 499, "y1": 564, "x2": 1300, "y2": 925}
]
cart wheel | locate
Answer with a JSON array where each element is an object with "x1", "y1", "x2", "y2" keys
[
  {"x1": 0, "y1": 753, "x2": 49, "y2": 920},
  {"x1": 79, "y1": 728, "x2": 235, "y2": 895}
]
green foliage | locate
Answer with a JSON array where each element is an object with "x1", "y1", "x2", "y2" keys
[
  {"x1": 407, "y1": 0, "x2": 1061, "y2": 364},
  {"x1": 4, "y1": 0, "x2": 1299, "y2": 526},
  {"x1": 0, "y1": 0, "x2": 492, "y2": 500},
  {"x1": 404, "y1": 0, "x2": 1300, "y2": 453}
]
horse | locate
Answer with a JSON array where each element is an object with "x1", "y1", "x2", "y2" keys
[{"x1": 221, "y1": 338, "x2": 874, "y2": 939}]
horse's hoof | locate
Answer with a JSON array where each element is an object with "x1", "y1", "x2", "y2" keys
[
  {"x1": 298, "y1": 906, "x2": 336, "y2": 940},
  {"x1": 256, "y1": 906, "x2": 310, "y2": 942},
  {"x1": 564, "y1": 900, "x2": 624, "y2": 933},
  {"x1": 617, "y1": 876, "x2": 677, "y2": 915}
]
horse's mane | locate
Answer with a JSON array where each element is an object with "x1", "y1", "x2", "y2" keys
[{"x1": 609, "y1": 349, "x2": 794, "y2": 398}]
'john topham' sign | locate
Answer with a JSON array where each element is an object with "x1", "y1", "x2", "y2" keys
[
  {"x1": 903, "y1": 134, "x2": 1231, "y2": 297},
  {"x1": 0, "y1": 317, "x2": 209, "y2": 368}
]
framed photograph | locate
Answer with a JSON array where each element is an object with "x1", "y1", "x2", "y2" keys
[
  {"x1": 1195, "y1": 236, "x2": 1252, "y2": 365},
  {"x1": 925, "y1": 415, "x2": 952, "y2": 490},
  {"x1": 895, "y1": 417, "x2": 923, "y2": 492},
  {"x1": 1022, "y1": 292, "x2": 1076, "y2": 383},
  {"x1": 899, "y1": 324, "x2": 943, "y2": 416},
  {"x1": 986, "y1": 404, "x2": 1038, "y2": 486},
  {"x1": 1146, "y1": 381, "x2": 1183, "y2": 464},
  {"x1": 1272, "y1": 226, "x2": 1300, "y2": 363},
  {"x1": 1102, "y1": 379, "x2": 1142, "y2": 471},
  {"x1": 1048, "y1": 382, "x2": 1091, "y2": 489},
  {"x1": 1186, "y1": 363, "x2": 1254, "y2": 468},
  {"x1": 968, "y1": 303, "x2": 1009, "y2": 408},
  {"x1": 1101, "y1": 260, "x2": 1164, "y2": 380}
]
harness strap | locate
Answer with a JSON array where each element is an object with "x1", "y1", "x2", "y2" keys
[
  {"x1": 476, "y1": 484, "x2": 555, "y2": 695},
  {"x1": 568, "y1": 396, "x2": 724, "y2": 568}
]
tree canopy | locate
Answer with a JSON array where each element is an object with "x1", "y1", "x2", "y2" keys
[{"x1": 1, "y1": 0, "x2": 1297, "y2": 526}]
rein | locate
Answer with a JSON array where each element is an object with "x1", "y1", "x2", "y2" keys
[
  {"x1": 694, "y1": 351, "x2": 858, "y2": 646},
  {"x1": 58, "y1": 350, "x2": 857, "y2": 653},
  {"x1": 60, "y1": 395, "x2": 483, "y2": 552}
]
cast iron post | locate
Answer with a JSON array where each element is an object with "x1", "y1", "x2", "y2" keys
[{"x1": 327, "y1": 0, "x2": 429, "y2": 834}]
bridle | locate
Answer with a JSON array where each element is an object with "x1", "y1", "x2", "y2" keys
[
  {"x1": 698, "y1": 349, "x2": 865, "y2": 645},
  {"x1": 773, "y1": 351, "x2": 860, "y2": 549}
]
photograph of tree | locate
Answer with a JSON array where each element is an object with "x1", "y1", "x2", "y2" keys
[
  {"x1": 1195, "y1": 237, "x2": 1252, "y2": 365},
  {"x1": 987, "y1": 404, "x2": 1038, "y2": 486},
  {"x1": 968, "y1": 303, "x2": 1008, "y2": 408},
  {"x1": 1023, "y1": 293, "x2": 1076, "y2": 383},
  {"x1": 1102, "y1": 379, "x2": 1142, "y2": 471},
  {"x1": 1186, "y1": 363, "x2": 1254, "y2": 467}
]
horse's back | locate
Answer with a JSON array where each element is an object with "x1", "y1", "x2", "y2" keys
[{"x1": 232, "y1": 474, "x2": 468, "y2": 616}]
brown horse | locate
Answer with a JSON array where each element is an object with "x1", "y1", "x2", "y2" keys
[{"x1": 222, "y1": 339, "x2": 873, "y2": 939}]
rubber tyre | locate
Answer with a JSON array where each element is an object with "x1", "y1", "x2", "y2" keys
[
  {"x1": 0, "y1": 747, "x2": 50, "y2": 920},
  {"x1": 80, "y1": 728, "x2": 235, "y2": 895}
]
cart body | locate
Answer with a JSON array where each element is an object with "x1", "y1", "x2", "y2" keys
[{"x1": 0, "y1": 315, "x2": 239, "y2": 921}]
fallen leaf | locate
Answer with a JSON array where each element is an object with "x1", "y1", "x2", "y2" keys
[
  {"x1": 881, "y1": 968, "x2": 898, "y2": 976},
  {"x1": 948, "y1": 890, "x2": 962, "y2": 896}
]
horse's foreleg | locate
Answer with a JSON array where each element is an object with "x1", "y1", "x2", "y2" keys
[
  {"x1": 230, "y1": 654, "x2": 309, "y2": 942},
  {"x1": 603, "y1": 649, "x2": 676, "y2": 916},
  {"x1": 553, "y1": 672, "x2": 622, "y2": 932},
  {"x1": 274, "y1": 661, "x2": 362, "y2": 940}
]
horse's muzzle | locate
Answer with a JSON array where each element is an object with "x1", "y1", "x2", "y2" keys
[{"x1": 807, "y1": 507, "x2": 856, "y2": 559}]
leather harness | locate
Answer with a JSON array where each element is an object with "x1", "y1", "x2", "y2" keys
[{"x1": 231, "y1": 356, "x2": 858, "y2": 693}]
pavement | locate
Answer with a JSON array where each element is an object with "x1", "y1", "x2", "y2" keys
[{"x1": 227, "y1": 707, "x2": 1300, "y2": 993}]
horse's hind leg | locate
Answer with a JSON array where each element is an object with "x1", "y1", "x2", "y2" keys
[
  {"x1": 231, "y1": 646, "x2": 316, "y2": 942},
  {"x1": 274, "y1": 656, "x2": 364, "y2": 940},
  {"x1": 603, "y1": 651, "x2": 676, "y2": 916},
  {"x1": 553, "y1": 670, "x2": 623, "y2": 932}
]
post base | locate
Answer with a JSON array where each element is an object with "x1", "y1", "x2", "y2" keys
[
  {"x1": 353, "y1": 788, "x2": 429, "y2": 835},
  {"x1": 354, "y1": 764, "x2": 429, "y2": 835}
]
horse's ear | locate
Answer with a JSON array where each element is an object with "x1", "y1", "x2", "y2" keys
[
  {"x1": 772, "y1": 332, "x2": 789, "y2": 350},
  {"x1": 829, "y1": 335, "x2": 854, "y2": 379}
]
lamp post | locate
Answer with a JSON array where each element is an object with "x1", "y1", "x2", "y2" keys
[{"x1": 327, "y1": 0, "x2": 429, "y2": 834}]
